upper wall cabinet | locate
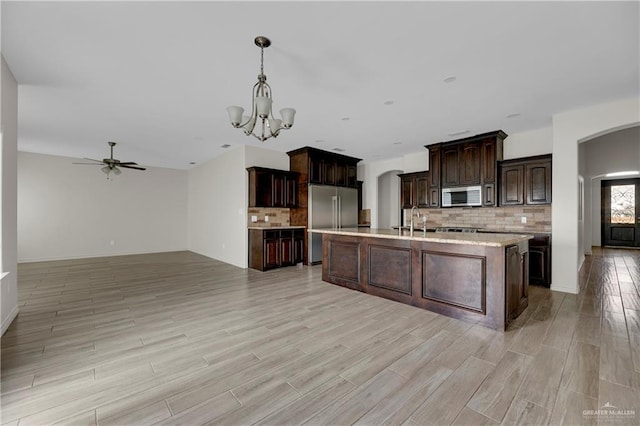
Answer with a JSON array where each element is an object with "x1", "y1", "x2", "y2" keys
[
  {"x1": 247, "y1": 167, "x2": 299, "y2": 208},
  {"x1": 399, "y1": 171, "x2": 429, "y2": 209},
  {"x1": 426, "y1": 130, "x2": 506, "y2": 207},
  {"x1": 499, "y1": 154, "x2": 552, "y2": 206},
  {"x1": 287, "y1": 147, "x2": 361, "y2": 188}
]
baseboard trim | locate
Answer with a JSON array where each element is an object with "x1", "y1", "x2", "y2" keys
[
  {"x1": 550, "y1": 283, "x2": 579, "y2": 295},
  {"x1": 1, "y1": 305, "x2": 19, "y2": 336},
  {"x1": 18, "y1": 248, "x2": 189, "y2": 263}
]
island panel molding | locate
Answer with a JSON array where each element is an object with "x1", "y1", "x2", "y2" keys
[
  {"x1": 421, "y1": 250, "x2": 486, "y2": 314},
  {"x1": 313, "y1": 228, "x2": 531, "y2": 330},
  {"x1": 325, "y1": 239, "x2": 361, "y2": 290},
  {"x1": 368, "y1": 244, "x2": 413, "y2": 296}
]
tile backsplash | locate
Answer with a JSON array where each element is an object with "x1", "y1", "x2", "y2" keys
[
  {"x1": 404, "y1": 205, "x2": 551, "y2": 233},
  {"x1": 247, "y1": 208, "x2": 290, "y2": 227}
]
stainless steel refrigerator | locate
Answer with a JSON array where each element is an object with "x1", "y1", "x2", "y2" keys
[{"x1": 308, "y1": 185, "x2": 358, "y2": 264}]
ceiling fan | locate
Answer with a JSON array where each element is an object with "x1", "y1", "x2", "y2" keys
[{"x1": 73, "y1": 142, "x2": 146, "y2": 178}]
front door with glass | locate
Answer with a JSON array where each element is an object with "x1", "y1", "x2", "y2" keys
[{"x1": 602, "y1": 178, "x2": 640, "y2": 247}]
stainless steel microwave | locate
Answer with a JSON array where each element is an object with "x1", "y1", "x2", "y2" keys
[{"x1": 442, "y1": 186, "x2": 482, "y2": 207}]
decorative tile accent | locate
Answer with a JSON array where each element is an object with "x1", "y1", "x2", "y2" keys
[
  {"x1": 404, "y1": 205, "x2": 551, "y2": 233},
  {"x1": 247, "y1": 207, "x2": 290, "y2": 228}
]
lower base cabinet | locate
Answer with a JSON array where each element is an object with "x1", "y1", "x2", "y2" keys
[
  {"x1": 249, "y1": 228, "x2": 304, "y2": 271},
  {"x1": 528, "y1": 234, "x2": 551, "y2": 287},
  {"x1": 506, "y1": 243, "x2": 529, "y2": 323}
]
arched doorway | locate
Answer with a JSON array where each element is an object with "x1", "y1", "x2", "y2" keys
[{"x1": 377, "y1": 170, "x2": 402, "y2": 229}]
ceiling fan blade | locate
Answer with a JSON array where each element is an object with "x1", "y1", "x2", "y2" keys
[
  {"x1": 118, "y1": 162, "x2": 138, "y2": 166},
  {"x1": 83, "y1": 157, "x2": 104, "y2": 163},
  {"x1": 119, "y1": 165, "x2": 146, "y2": 171},
  {"x1": 72, "y1": 162, "x2": 104, "y2": 165}
]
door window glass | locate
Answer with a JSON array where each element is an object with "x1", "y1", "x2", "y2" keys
[{"x1": 611, "y1": 184, "x2": 635, "y2": 224}]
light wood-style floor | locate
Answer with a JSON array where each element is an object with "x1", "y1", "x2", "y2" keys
[{"x1": 1, "y1": 248, "x2": 639, "y2": 425}]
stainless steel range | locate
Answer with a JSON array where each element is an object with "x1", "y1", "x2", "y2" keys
[{"x1": 435, "y1": 227, "x2": 479, "y2": 233}]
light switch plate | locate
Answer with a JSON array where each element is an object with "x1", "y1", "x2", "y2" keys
[
  {"x1": 521, "y1": 216, "x2": 527, "y2": 224},
  {"x1": 251, "y1": 215, "x2": 258, "y2": 222},
  {"x1": 265, "y1": 215, "x2": 269, "y2": 222}
]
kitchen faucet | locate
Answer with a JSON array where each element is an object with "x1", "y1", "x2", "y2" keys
[{"x1": 410, "y1": 205, "x2": 427, "y2": 236}]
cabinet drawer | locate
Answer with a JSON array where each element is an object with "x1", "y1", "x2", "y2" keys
[
  {"x1": 263, "y1": 230, "x2": 280, "y2": 240},
  {"x1": 280, "y1": 229, "x2": 294, "y2": 238}
]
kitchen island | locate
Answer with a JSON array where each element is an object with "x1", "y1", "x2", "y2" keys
[{"x1": 309, "y1": 228, "x2": 532, "y2": 330}]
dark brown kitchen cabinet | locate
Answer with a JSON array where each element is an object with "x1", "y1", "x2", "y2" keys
[
  {"x1": 499, "y1": 155, "x2": 552, "y2": 206},
  {"x1": 399, "y1": 171, "x2": 429, "y2": 209},
  {"x1": 426, "y1": 130, "x2": 506, "y2": 207},
  {"x1": 249, "y1": 228, "x2": 304, "y2": 271},
  {"x1": 288, "y1": 147, "x2": 361, "y2": 188},
  {"x1": 525, "y1": 160, "x2": 552, "y2": 204},
  {"x1": 247, "y1": 167, "x2": 298, "y2": 208},
  {"x1": 441, "y1": 145, "x2": 461, "y2": 187},
  {"x1": 459, "y1": 142, "x2": 481, "y2": 185},
  {"x1": 428, "y1": 145, "x2": 441, "y2": 207},
  {"x1": 506, "y1": 242, "x2": 529, "y2": 323},
  {"x1": 529, "y1": 234, "x2": 551, "y2": 287},
  {"x1": 500, "y1": 164, "x2": 525, "y2": 206}
]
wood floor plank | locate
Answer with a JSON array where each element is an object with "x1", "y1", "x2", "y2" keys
[
  {"x1": 303, "y1": 369, "x2": 407, "y2": 425},
  {"x1": 452, "y1": 407, "x2": 499, "y2": 426},
  {"x1": 500, "y1": 398, "x2": 550, "y2": 425},
  {"x1": 353, "y1": 362, "x2": 452, "y2": 425},
  {"x1": 4, "y1": 248, "x2": 640, "y2": 425},
  {"x1": 466, "y1": 350, "x2": 532, "y2": 422},
  {"x1": 256, "y1": 377, "x2": 356, "y2": 426},
  {"x1": 516, "y1": 344, "x2": 566, "y2": 410},
  {"x1": 560, "y1": 340, "x2": 600, "y2": 398},
  {"x1": 549, "y1": 388, "x2": 598, "y2": 426},
  {"x1": 409, "y1": 356, "x2": 494, "y2": 425}
]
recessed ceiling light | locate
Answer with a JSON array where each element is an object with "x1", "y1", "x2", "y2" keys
[
  {"x1": 447, "y1": 130, "x2": 470, "y2": 137},
  {"x1": 383, "y1": 100, "x2": 394, "y2": 105},
  {"x1": 333, "y1": 148, "x2": 345, "y2": 152},
  {"x1": 341, "y1": 117, "x2": 350, "y2": 121},
  {"x1": 393, "y1": 142, "x2": 402, "y2": 145},
  {"x1": 443, "y1": 76, "x2": 457, "y2": 83},
  {"x1": 506, "y1": 113, "x2": 521, "y2": 118},
  {"x1": 221, "y1": 144, "x2": 231, "y2": 148},
  {"x1": 189, "y1": 162, "x2": 197, "y2": 165}
]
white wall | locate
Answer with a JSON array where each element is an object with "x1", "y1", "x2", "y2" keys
[
  {"x1": 187, "y1": 144, "x2": 289, "y2": 268},
  {"x1": 552, "y1": 98, "x2": 640, "y2": 294},
  {"x1": 17, "y1": 152, "x2": 188, "y2": 261},
  {"x1": 377, "y1": 170, "x2": 401, "y2": 228},
  {"x1": 1, "y1": 56, "x2": 19, "y2": 334},
  {"x1": 503, "y1": 127, "x2": 553, "y2": 159}
]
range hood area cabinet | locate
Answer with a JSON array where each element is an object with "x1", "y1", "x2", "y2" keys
[
  {"x1": 247, "y1": 167, "x2": 299, "y2": 208},
  {"x1": 287, "y1": 147, "x2": 362, "y2": 265},
  {"x1": 426, "y1": 130, "x2": 506, "y2": 207}
]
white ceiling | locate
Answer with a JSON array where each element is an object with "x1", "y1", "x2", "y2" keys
[{"x1": 2, "y1": 1, "x2": 638, "y2": 169}]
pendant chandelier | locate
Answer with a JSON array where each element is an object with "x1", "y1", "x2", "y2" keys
[{"x1": 226, "y1": 36, "x2": 296, "y2": 142}]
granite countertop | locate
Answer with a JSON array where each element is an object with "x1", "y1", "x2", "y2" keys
[
  {"x1": 308, "y1": 227, "x2": 532, "y2": 247},
  {"x1": 247, "y1": 226, "x2": 306, "y2": 230}
]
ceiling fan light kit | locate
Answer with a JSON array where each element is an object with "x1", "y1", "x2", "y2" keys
[
  {"x1": 226, "y1": 36, "x2": 296, "y2": 142},
  {"x1": 73, "y1": 141, "x2": 146, "y2": 179}
]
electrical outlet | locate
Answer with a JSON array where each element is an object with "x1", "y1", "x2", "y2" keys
[
  {"x1": 521, "y1": 216, "x2": 527, "y2": 224},
  {"x1": 265, "y1": 215, "x2": 269, "y2": 222},
  {"x1": 251, "y1": 215, "x2": 258, "y2": 222}
]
